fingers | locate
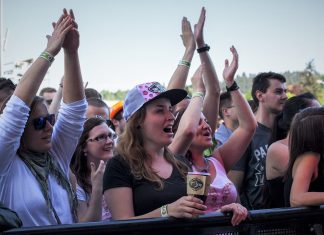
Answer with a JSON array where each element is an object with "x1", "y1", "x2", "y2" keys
[
  {"x1": 90, "y1": 162, "x2": 95, "y2": 173},
  {"x1": 98, "y1": 160, "x2": 106, "y2": 173},
  {"x1": 55, "y1": 14, "x2": 65, "y2": 28},
  {"x1": 224, "y1": 59, "x2": 229, "y2": 68},
  {"x1": 221, "y1": 203, "x2": 248, "y2": 226},
  {"x1": 198, "y1": 7, "x2": 206, "y2": 27},
  {"x1": 70, "y1": 9, "x2": 75, "y2": 20}
]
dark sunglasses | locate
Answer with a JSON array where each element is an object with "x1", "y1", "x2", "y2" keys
[{"x1": 32, "y1": 114, "x2": 55, "y2": 130}]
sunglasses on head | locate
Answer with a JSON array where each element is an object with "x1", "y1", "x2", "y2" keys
[
  {"x1": 94, "y1": 115, "x2": 115, "y2": 131},
  {"x1": 32, "y1": 114, "x2": 55, "y2": 130}
]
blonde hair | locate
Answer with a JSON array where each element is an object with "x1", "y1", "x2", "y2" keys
[{"x1": 116, "y1": 105, "x2": 189, "y2": 189}]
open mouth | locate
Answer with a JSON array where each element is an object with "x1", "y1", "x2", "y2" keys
[
  {"x1": 202, "y1": 131, "x2": 211, "y2": 137},
  {"x1": 163, "y1": 127, "x2": 173, "y2": 133}
]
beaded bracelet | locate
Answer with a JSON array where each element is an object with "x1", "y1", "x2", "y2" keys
[
  {"x1": 197, "y1": 44, "x2": 210, "y2": 53},
  {"x1": 192, "y1": 91, "x2": 205, "y2": 99},
  {"x1": 179, "y1": 60, "x2": 191, "y2": 68},
  {"x1": 39, "y1": 51, "x2": 54, "y2": 64},
  {"x1": 226, "y1": 81, "x2": 240, "y2": 92}
]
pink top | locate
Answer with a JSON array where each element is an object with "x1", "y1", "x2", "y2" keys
[{"x1": 204, "y1": 157, "x2": 237, "y2": 213}]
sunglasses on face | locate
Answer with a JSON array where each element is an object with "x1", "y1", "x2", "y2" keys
[
  {"x1": 32, "y1": 114, "x2": 55, "y2": 130},
  {"x1": 87, "y1": 132, "x2": 118, "y2": 143}
]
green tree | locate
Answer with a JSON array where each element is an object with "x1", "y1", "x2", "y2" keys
[{"x1": 299, "y1": 60, "x2": 321, "y2": 96}]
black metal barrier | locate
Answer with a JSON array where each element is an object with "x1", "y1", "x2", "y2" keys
[{"x1": 3, "y1": 206, "x2": 324, "y2": 235}]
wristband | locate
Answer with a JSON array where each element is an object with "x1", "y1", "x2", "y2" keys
[
  {"x1": 197, "y1": 44, "x2": 210, "y2": 53},
  {"x1": 192, "y1": 91, "x2": 205, "y2": 99},
  {"x1": 226, "y1": 81, "x2": 240, "y2": 92},
  {"x1": 40, "y1": 51, "x2": 54, "y2": 64},
  {"x1": 160, "y1": 204, "x2": 169, "y2": 217},
  {"x1": 178, "y1": 60, "x2": 191, "y2": 68}
]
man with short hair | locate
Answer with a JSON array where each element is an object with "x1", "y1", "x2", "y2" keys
[
  {"x1": 39, "y1": 87, "x2": 57, "y2": 108},
  {"x1": 215, "y1": 91, "x2": 238, "y2": 147},
  {"x1": 86, "y1": 97, "x2": 110, "y2": 120},
  {"x1": 228, "y1": 72, "x2": 287, "y2": 210},
  {"x1": 85, "y1": 88, "x2": 102, "y2": 100}
]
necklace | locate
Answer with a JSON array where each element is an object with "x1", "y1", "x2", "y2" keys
[{"x1": 193, "y1": 157, "x2": 209, "y2": 173}]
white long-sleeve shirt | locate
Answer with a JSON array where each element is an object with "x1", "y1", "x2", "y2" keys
[{"x1": 0, "y1": 95, "x2": 87, "y2": 227}]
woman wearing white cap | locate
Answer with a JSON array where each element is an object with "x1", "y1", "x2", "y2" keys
[{"x1": 103, "y1": 80, "x2": 207, "y2": 219}]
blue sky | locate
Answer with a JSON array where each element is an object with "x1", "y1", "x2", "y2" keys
[{"x1": 2, "y1": 0, "x2": 324, "y2": 92}]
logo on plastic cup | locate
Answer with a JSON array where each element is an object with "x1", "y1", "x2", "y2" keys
[{"x1": 189, "y1": 178, "x2": 204, "y2": 191}]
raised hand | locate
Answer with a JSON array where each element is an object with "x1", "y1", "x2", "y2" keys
[
  {"x1": 90, "y1": 160, "x2": 106, "y2": 191},
  {"x1": 62, "y1": 9, "x2": 79, "y2": 52},
  {"x1": 191, "y1": 64, "x2": 205, "y2": 93},
  {"x1": 194, "y1": 7, "x2": 206, "y2": 47},
  {"x1": 45, "y1": 13, "x2": 74, "y2": 56},
  {"x1": 220, "y1": 203, "x2": 248, "y2": 226},
  {"x1": 180, "y1": 17, "x2": 196, "y2": 52},
  {"x1": 222, "y1": 46, "x2": 239, "y2": 87},
  {"x1": 167, "y1": 196, "x2": 206, "y2": 218}
]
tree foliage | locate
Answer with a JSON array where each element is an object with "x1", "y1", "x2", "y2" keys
[{"x1": 101, "y1": 60, "x2": 324, "y2": 104}]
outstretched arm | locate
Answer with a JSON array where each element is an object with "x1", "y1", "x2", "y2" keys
[
  {"x1": 216, "y1": 46, "x2": 257, "y2": 172},
  {"x1": 167, "y1": 17, "x2": 195, "y2": 90},
  {"x1": 169, "y1": 65, "x2": 205, "y2": 155},
  {"x1": 62, "y1": 9, "x2": 85, "y2": 103},
  {"x1": 194, "y1": 7, "x2": 220, "y2": 133},
  {"x1": 14, "y1": 14, "x2": 73, "y2": 106},
  {"x1": 48, "y1": 76, "x2": 63, "y2": 115}
]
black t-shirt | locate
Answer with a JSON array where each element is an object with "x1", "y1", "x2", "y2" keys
[
  {"x1": 103, "y1": 154, "x2": 189, "y2": 216},
  {"x1": 266, "y1": 176, "x2": 285, "y2": 208},
  {"x1": 232, "y1": 122, "x2": 271, "y2": 210}
]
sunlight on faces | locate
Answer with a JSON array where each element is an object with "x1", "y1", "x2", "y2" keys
[
  {"x1": 22, "y1": 102, "x2": 53, "y2": 153},
  {"x1": 84, "y1": 123, "x2": 115, "y2": 164},
  {"x1": 86, "y1": 105, "x2": 110, "y2": 120},
  {"x1": 140, "y1": 98, "x2": 175, "y2": 148},
  {"x1": 261, "y1": 79, "x2": 288, "y2": 114},
  {"x1": 191, "y1": 112, "x2": 213, "y2": 150}
]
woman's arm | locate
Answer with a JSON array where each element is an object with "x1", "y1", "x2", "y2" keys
[
  {"x1": 77, "y1": 161, "x2": 106, "y2": 222},
  {"x1": 14, "y1": 14, "x2": 73, "y2": 106},
  {"x1": 216, "y1": 46, "x2": 257, "y2": 172},
  {"x1": 105, "y1": 188, "x2": 206, "y2": 220},
  {"x1": 290, "y1": 153, "x2": 324, "y2": 207},
  {"x1": 62, "y1": 9, "x2": 85, "y2": 104},
  {"x1": 48, "y1": 76, "x2": 63, "y2": 116},
  {"x1": 167, "y1": 17, "x2": 195, "y2": 90},
  {"x1": 194, "y1": 7, "x2": 220, "y2": 133},
  {"x1": 169, "y1": 65, "x2": 205, "y2": 155}
]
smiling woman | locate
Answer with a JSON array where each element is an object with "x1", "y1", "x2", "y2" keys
[{"x1": 70, "y1": 117, "x2": 116, "y2": 222}]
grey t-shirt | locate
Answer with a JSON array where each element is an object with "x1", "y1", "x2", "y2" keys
[{"x1": 232, "y1": 122, "x2": 271, "y2": 210}]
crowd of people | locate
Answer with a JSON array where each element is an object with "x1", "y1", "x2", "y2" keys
[{"x1": 0, "y1": 7, "x2": 323, "y2": 232}]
